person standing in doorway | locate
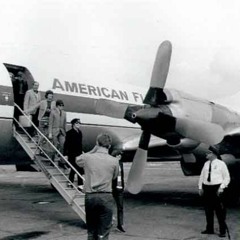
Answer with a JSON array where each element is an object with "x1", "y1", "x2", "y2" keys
[
  {"x1": 12, "y1": 71, "x2": 28, "y2": 124},
  {"x1": 14, "y1": 71, "x2": 28, "y2": 109},
  {"x1": 76, "y1": 133, "x2": 119, "y2": 240},
  {"x1": 64, "y1": 118, "x2": 84, "y2": 189},
  {"x1": 198, "y1": 147, "x2": 230, "y2": 238}
]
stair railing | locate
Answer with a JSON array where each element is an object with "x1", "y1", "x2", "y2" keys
[{"x1": 13, "y1": 103, "x2": 85, "y2": 187}]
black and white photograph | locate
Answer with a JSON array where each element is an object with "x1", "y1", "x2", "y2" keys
[{"x1": 0, "y1": 1, "x2": 239, "y2": 239}]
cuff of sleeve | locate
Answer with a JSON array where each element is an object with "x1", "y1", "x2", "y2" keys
[{"x1": 220, "y1": 184, "x2": 225, "y2": 189}]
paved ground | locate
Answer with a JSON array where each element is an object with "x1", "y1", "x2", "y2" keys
[{"x1": 0, "y1": 163, "x2": 239, "y2": 240}]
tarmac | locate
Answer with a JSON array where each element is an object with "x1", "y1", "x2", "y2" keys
[{"x1": 0, "y1": 163, "x2": 239, "y2": 240}]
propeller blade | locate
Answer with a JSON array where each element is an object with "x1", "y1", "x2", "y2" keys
[
  {"x1": 95, "y1": 99, "x2": 128, "y2": 118},
  {"x1": 150, "y1": 40, "x2": 172, "y2": 89},
  {"x1": 144, "y1": 41, "x2": 172, "y2": 105},
  {"x1": 126, "y1": 131, "x2": 151, "y2": 194},
  {"x1": 176, "y1": 118, "x2": 225, "y2": 145}
]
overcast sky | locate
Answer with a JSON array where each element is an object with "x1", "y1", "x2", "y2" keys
[{"x1": 1, "y1": 0, "x2": 240, "y2": 106}]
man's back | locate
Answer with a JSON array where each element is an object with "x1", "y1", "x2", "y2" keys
[
  {"x1": 76, "y1": 133, "x2": 119, "y2": 240},
  {"x1": 77, "y1": 147, "x2": 119, "y2": 193}
]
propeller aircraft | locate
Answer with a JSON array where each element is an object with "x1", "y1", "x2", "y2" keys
[
  {"x1": 95, "y1": 41, "x2": 240, "y2": 201},
  {"x1": 0, "y1": 40, "x2": 240, "y2": 203}
]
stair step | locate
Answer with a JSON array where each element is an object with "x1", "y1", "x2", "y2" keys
[{"x1": 58, "y1": 180, "x2": 69, "y2": 183}]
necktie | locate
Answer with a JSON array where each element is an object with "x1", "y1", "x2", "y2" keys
[
  {"x1": 207, "y1": 161, "x2": 212, "y2": 182},
  {"x1": 117, "y1": 165, "x2": 123, "y2": 190},
  {"x1": 60, "y1": 110, "x2": 62, "y2": 116}
]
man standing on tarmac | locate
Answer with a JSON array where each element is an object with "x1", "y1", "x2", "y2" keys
[
  {"x1": 76, "y1": 133, "x2": 119, "y2": 240},
  {"x1": 198, "y1": 147, "x2": 230, "y2": 238},
  {"x1": 112, "y1": 150, "x2": 125, "y2": 233}
]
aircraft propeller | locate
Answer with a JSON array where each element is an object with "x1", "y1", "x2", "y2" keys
[
  {"x1": 126, "y1": 131, "x2": 151, "y2": 194},
  {"x1": 95, "y1": 40, "x2": 224, "y2": 194},
  {"x1": 125, "y1": 41, "x2": 172, "y2": 193}
]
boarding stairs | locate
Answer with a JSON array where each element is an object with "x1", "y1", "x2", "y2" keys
[{"x1": 13, "y1": 104, "x2": 86, "y2": 223}]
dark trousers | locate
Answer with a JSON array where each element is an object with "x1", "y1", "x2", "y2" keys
[
  {"x1": 68, "y1": 156, "x2": 84, "y2": 185},
  {"x1": 202, "y1": 184, "x2": 227, "y2": 234},
  {"x1": 85, "y1": 193, "x2": 114, "y2": 240},
  {"x1": 27, "y1": 112, "x2": 39, "y2": 137},
  {"x1": 112, "y1": 189, "x2": 124, "y2": 227}
]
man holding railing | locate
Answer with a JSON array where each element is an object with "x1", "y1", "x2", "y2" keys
[
  {"x1": 48, "y1": 99, "x2": 67, "y2": 166},
  {"x1": 64, "y1": 118, "x2": 84, "y2": 190},
  {"x1": 23, "y1": 81, "x2": 41, "y2": 137}
]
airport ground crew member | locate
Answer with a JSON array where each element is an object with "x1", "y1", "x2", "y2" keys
[
  {"x1": 198, "y1": 147, "x2": 230, "y2": 238},
  {"x1": 76, "y1": 133, "x2": 119, "y2": 240},
  {"x1": 112, "y1": 150, "x2": 125, "y2": 232}
]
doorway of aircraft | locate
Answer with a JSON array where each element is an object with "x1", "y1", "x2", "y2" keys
[{"x1": 3, "y1": 63, "x2": 35, "y2": 124}]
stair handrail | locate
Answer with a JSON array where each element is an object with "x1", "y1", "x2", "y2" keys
[{"x1": 14, "y1": 103, "x2": 85, "y2": 183}]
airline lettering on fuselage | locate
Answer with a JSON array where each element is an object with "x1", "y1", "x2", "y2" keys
[{"x1": 52, "y1": 78, "x2": 144, "y2": 103}]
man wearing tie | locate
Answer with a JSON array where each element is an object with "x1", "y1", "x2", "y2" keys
[
  {"x1": 112, "y1": 150, "x2": 125, "y2": 233},
  {"x1": 198, "y1": 147, "x2": 230, "y2": 238}
]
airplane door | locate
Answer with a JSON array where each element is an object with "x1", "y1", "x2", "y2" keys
[
  {"x1": 3, "y1": 63, "x2": 35, "y2": 121},
  {"x1": 0, "y1": 63, "x2": 35, "y2": 165},
  {"x1": 0, "y1": 63, "x2": 14, "y2": 113}
]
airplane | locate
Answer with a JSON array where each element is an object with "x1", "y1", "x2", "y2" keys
[
  {"x1": 94, "y1": 41, "x2": 240, "y2": 200},
  {"x1": 0, "y1": 40, "x2": 240, "y2": 203}
]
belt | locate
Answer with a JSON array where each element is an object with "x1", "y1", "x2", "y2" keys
[{"x1": 86, "y1": 192, "x2": 112, "y2": 194}]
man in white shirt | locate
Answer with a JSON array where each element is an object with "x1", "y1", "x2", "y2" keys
[{"x1": 198, "y1": 147, "x2": 230, "y2": 238}]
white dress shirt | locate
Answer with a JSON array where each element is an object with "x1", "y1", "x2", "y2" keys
[{"x1": 198, "y1": 158, "x2": 230, "y2": 190}]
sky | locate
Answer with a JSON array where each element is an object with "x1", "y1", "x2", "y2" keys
[{"x1": 1, "y1": 0, "x2": 240, "y2": 108}]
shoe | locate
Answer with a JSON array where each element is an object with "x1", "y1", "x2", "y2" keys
[
  {"x1": 67, "y1": 183, "x2": 73, "y2": 188},
  {"x1": 55, "y1": 156, "x2": 61, "y2": 162},
  {"x1": 116, "y1": 225, "x2": 126, "y2": 233},
  {"x1": 77, "y1": 185, "x2": 84, "y2": 192},
  {"x1": 219, "y1": 233, "x2": 226, "y2": 238},
  {"x1": 38, "y1": 152, "x2": 46, "y2": 158},
  {"x1": 58, "y1": 162, "x2": 67, "y2": 169},
  {"x1": 201, "y1": 230, "x2": 214, "y2": 234}
]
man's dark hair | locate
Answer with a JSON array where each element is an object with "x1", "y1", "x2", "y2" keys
[
  {"x1": 71, "y1": 118, "x2": 81, "y2": 126},
  {"x1": 56, "y1": 99, "x2": 64, "y2": 106},
  {"x1": 208, "y1": 146, "x2": 221, "y2": 159}
]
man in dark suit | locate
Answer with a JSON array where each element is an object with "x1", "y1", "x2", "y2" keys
[
  {"x1": 112, "y1": 150, "x2": 125, "y2": 232},
  {"x1": 12, "y1": 71, "x2": 28, "y2": 124},
  {"x1": 64, "y1": 118, "x2": 84, "y2": 189}
]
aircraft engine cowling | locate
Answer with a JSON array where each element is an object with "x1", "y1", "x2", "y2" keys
[
  {"x1": 179, "y1": 144, "x2": 209, "y2": 176},
  {"x1": 143, "y1": 88, "x2": 175, "y2": 106},
  {"x1": 166, "y1": 133, "x2": 181, "y2": 146}
]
